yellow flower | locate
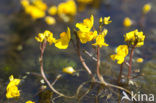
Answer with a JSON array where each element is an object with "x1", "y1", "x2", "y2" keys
[
  {"x1": 77, "y1": 30, "x2": 97, "y2": 43},
  {"x1": 48, "y1": 6, "x2": 57, "y2": 15},
  {"x1": 110, "y1": 45, "x2": 129, "y2": 64},
  {"x1": 6, "y1": 75, "x2": 21, "y2": 98},
  {"x1": 35, "y1": 30, "x2": 56, "y2": 45},
  {"x1": 25, "y1": 100, "x2": 35, "y2": 103},
  {"x1": 55, "y1": 27, "x2": 71, "y2": 49},
  {"x1": 24, "y1": 5, "x2": 45, "y2": 19},
  {"x1": 32, "y1": 0, "x2": 47, "y2": 11},
  {"x1": 123, "y1": 17, "x2": 132, "y2": 27},
  {"x1": 103, "y1": 16, "x2": 112, "y2": 25},
  {"x1": 92, "y1": 29, "x2": 108, "y2": 47},
  {"x1": 77, "y1": 0, "x2": 93, "y2": 4},
  {"x1": 136, "y1": 58, "x2": 144, "y2": 63},
  {"x1": 124, "y1": 29, "x2": 145, "y2": 47},
  {"x1": 21, "y1": 0, "x2": 29, "y2": 7},
  {"x1": 58, "y1": 0, "x2": 77, "y2": 16},
  {"x1": 62, "y1": 66, "x2": 76, "y2": 75},
  {"x1": 45, "y1": 16, "x2": 56, "y2": 25},
  {"x1": 76, "y1": 15, "x2": 94, "y2": 32},
  {"x1": 142, "y1": 3, "x2": 151, "y2": 14}
]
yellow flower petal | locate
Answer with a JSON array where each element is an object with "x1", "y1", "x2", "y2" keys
[{"x1": 62, "y1": 66, "x2": 76, "y2": 75}]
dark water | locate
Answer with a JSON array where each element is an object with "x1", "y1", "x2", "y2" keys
[{"x1": 0, "y1": 0, "x2": 156, "y2": 103}]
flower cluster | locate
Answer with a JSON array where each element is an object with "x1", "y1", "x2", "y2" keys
[
  {"x1": 35, "y1": 28, "x2": 71, "y2": 49},
  {"x1": 76, "y1": 15, "x2": 110, "y2": 47},
  {"x1": 6, "y1": 75, "x2": 21, "y2": 98},
  {"x1": 124, "y1": 29, "x2": 145, "y2": 47},
  {"x1": 111, "y1": 45, "x2": 129, "y2": 64},
  {"x1": 21, "y1": 0, "x2": 47, "y2": 20}
]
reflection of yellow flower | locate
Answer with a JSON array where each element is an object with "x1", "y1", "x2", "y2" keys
[
  {"x1": 48, "y1": 6, "x2": 57, "y2": 15},
  {"x1": 136, "y1": 58, "x2": 143, "y2": 63},
  {"x1": 124, "y1": 29, "x2": 145, "y2": 47},
  {"x1": 142, "y1": 3, "x2": 151, "y2": 14},
  {"x1": 25, "y1": 100, "x2": 35, "y2": 103},
  {"x1": 58, "y1": 0, "x2": 77, "y2": 16},
  {"x1": 103, "y1": 16, "x2": 112, "y2": 25},
  {"x1": 35, "y1": 30, "x2": 56, "y2": 45},
  {"x1": 55, "y1": 27, "x2": 71, "y2": 49},
  {"x1": 77, "y1": 30, "x2": 97, "y2": 43},
  {"x1": 62, "y1": 66, "x2": 76, "y2": 75},
  {"x1": 123, "y1": 17, "x2": 132, "y2": 27},
  {"x1": 45, "y1": 16, "x2": 56, "y2": 25},
  {"x1": 111, "y1": 45, "x2": 129, "y2": 64},
  {"x1": 92, "y1": 29, "x2": 108, "y2": 47},
  {"x1": 6, "y1": 75, "x2": 21, "y2": 98}
]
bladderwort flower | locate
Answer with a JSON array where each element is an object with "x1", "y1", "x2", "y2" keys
[
  {"x1": 62, "y1": 66, "x2": 76, "y2": 75},
  {"x1": 76, "y1": 15, "x2": 97, "y2": 43},
  {"x1": 103, "y1": 16, "x2": 112, "y2": 25},
  {"x1": 6, "y1": 75, "x2": 21, "y2": 98},
  {"x1": 123, "y1": 17, "x2": 132, "y2": 27},
  {"x1": 44, "y1": 16, "x2": 56, "y2": 25},
  {"x1": 110, "y1": 45, "x2": 129, "y2": 64},
  {"x1": 92, "y1": 29, "x2": 109, "y2": 48},
  {"x1": 57, "y1": 0, "x2": 77, "y2": 21},
  {"x1": 48, "y1": 6, "x2": 57, "y2": 16},
  {"x1": 25, "y1": 100, "x2": 35, "y2": 103},
  {"x1": 55, "y1": 27, "x2": 71, "y2": 49},
  {"x1": 21, "y1": 0, "x2": 47, "y2": 20},
  {"x1": 142, "y1": 3, "x2": 151, "y2": 15},
  {"x1": 124, "y1": 29, "x2": 145, "y2": 47},
  {"x1": 35, "y1": 30, "x2": 56, "y2": 45}
]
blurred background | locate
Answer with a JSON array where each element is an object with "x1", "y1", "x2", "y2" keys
[{"x1": 0, "y1": 0, "x2": 156, "y2": 102}]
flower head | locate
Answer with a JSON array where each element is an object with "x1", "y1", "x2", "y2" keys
[
  {"x1": 25, "y1": 100, "x2": 35, "y2": 103},
  {"x1": 123, "y1": 17, "x2": 132, "y2": 27},
  {"x1": 103, "y1": 16, "x2": 112, "y2": 25},
  {"x1": 92, "y1": 29, "x2": 108, "y2": 47},
  {"x1": 124, "y1": 29, "x2": 145, "y2": 47},
  {"x1": 55, "y1": 27, "x2": 71, "y2": 49},
  {"x1": 62, "y1": 66, "x2": 76, "y2": 75},
  {"x1": 6, "y1": 75, "x2": 21, "y2": 98},
  {"x1": 48, "y1": 6, "x2": 57, "y2": 15},
  {"x1": 45, "y1": 16, "x2": 56, "y2": 25},
  {"x1": 35, "y1": 30, "x2": 56, "y2": 45},
  {"x1": 136, "y1": 58, "x2": 144, "y2": 63},
  {"x1": 76, "y1": 15, "x2": 94, "y2": 32},
  {"x1": 142, "y1": 3, "x2": 151, "y2": 14},
  {"x1": 110, "y1": 45, "x2": 129, "y2": 64}
]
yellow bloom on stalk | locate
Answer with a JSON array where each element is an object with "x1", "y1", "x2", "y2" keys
[
  {"x1": 58, "y1": 0, "x2": 77, "y2": 16},
  {"x1": 6, "y1": 75, "x2": 21, "y2": 98},
  {"x1": 77, "y1": 30, "x2": 97, "y2": 43},
  {"x1": 76, "y1": 15, "x2": 94, "y2": 32},
  {"x1": 136, "y1": 58, "x2": 144, "y2": 63},
  {"x1": 45, "y1": 16, "x2": 56, "y2": 25},
  {"x1": 55, "y1": 27, "x2": 71, "y2": 49},
  {"x1": 35, "y1": 30, "x2": 56, "y2": 45},
  {"x1": 124, "y1": 29, "x2": 145, "y2": 47},
  {"x1": 92, "y1": 29, "x2": 109, "y2": 48},
  {"x1": 62, "y1": 66, "x2": 76, "y2": 75},
  {"x1": 142, "y1": 3, "x2": 151, "y2": 14},
  {"x1": 32, "y1": 0, "x2": 47, "y2": 11},
  {"x1": 25, "y1": 100, "x2": 35, "y2": 103},
  {"x1": 111, "y1": 45, "x2": 129, "y2": 64},
  {"x1": 103, "y1": 16, "x2": 112, "y2": 25},
  {"x1": 48, "y1": 6, "x2": 57, "y2": 16},
  {"x1": 123, "y1": 17, "x2": 132, "y2": 27}
]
